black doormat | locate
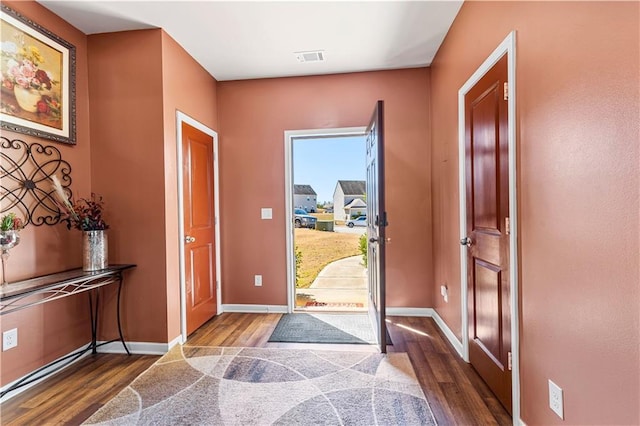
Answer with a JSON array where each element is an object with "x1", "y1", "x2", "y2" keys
[{"x1": 268, "y1": 313, "x2": 392, "y2": 345}]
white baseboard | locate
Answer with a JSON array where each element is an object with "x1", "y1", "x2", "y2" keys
[
  {"x1": 168, "y1": 335, "x2": 182, "y2": 350},
  {"x1": 430, "y1": 309, "x2": 464, "y2": 358},
  {"x1": 386, "y1": 306, "x2": 464, "y2": 358},
  {"x1": 96, "y1": 340, "x2": 173, "y2": 355},
  {"x1": 386, "y1": 307, "x2": 434, "y2": 317},
  {"x1": 519, "y1": 419, "x2": 527, "y2": 426},
  {"x1": 0, "y1": 343, "x2": 91, "y2": 403},
  {"x1": 222, "y1": 304, "x2": 288, "y2": 313}
]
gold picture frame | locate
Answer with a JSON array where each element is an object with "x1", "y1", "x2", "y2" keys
[{"x1": 0, "y1": 4, "x2": 76, "y2": 145}]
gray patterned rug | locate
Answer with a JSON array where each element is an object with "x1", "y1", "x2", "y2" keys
[{"x1": 84, "y1": 345, "x2": 436, "y2": 425}]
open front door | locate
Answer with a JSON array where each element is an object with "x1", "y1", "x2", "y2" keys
[{"x1": 365, "y1": 100, "x2": 387, "y2": 353}]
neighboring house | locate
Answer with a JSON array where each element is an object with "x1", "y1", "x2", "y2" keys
[
  {"x1": 293, "y1": 184, "x2": 317, "y2": 212},
  {"x1": 333, "y1": 180, "x2": 366, "y2": 221}
]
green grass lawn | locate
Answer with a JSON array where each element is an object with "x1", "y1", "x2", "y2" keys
[
  {"x1": 294, "y1": 228, "x2": 360, "y2": 288},
  {"x1": 310, "y1": 213, "x2": 334, "y2": 221}
]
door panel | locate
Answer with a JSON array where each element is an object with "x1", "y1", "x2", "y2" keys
[
  {"x1": 464, "y1": 55, "x2": 512, "y2": 413},
  {"x1": 471, "y1": 83, "x2": 500, "y2": 231},
  {"x1": 182, "y1": 122, "x2": 217, "y2": 336},
  {"x1": 365, "y1": 100, "x2": 387, "y2": 354},
  {"x1": 473, "y1": 260, "x2": 502, "y2": 365},
  {"x1": 190, "y1": 141, "x2": 214, "y2": 227},
  {"x1": 190, "y1": 243, "x2": 215, "y2": 307}
]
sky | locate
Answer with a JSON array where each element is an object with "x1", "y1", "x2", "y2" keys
[{"x1": 293, "y1": 135, "x2": 366, "y2": 204}]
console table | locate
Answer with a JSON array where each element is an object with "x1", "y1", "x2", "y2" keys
[{"x1": 0, "y1": 264, "x2": 135, "y2": 398}]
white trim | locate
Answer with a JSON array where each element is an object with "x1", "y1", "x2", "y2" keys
[
  {"x1": 221, "y1": 304, "x2": 288, "y2": 313},
  {"x1": 176, "y1": 112, "x2": 222, "y2": 344},
  {"x1": 0, "y1": 343, "x2": 90, "y2": 402},
  {"x1": 283, "y1": 127, "x2": 367, "y2": 313},
  {"x1": 385, "y1": 307, "x2": 434, "y2": 317},
  {"x1": 385, "y1": 308, "x2": 464, "y2": 358},
  {"x1": 96, "y1": 340, "x2": 175, "y2": 355},
  {"x1": 431, "y1": 309, "x2": 464, "y2": 358},
  {"x1": 458, "y1": 31, "x2": 520, "y2": 422}
]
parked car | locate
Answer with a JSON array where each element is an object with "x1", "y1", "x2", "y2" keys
[
  {"x1": 294, "y1": 209, "x2": 317, "y2": 229},
  {"x1": 347, "y1": 216, "x2": 367, "y2": 228}
]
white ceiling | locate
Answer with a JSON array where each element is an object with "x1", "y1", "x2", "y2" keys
[{"x1": 37, "y1": 1, "x2": 463, "y2": 82}]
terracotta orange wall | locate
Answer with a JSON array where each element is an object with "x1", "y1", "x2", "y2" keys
[
  {"x1": 0, "y1": 1, "x2": 91, "y2": 385},
  {"x1": 217, "y1": 69, "x2": 433, "y2": 308},
  {"x1": 429, "y1": 2, "x2": 639, "y2": 424},
  {"x1": 88, "y1": 29, "x2": 168, "y2": 343},
  {"x1": 160, "y1": 31, "x2": 218, "y2": 341}
]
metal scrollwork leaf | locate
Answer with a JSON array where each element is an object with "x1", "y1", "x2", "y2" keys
[{"x1": 1, "y1": 136, "x2": 73, "y2": 226}]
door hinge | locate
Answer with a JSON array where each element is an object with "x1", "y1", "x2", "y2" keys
[
  {"x1": 505, "y1": 217, "x2": 510, "y2": 235},
  {"x1": 503, "y1": 82, "x2": 509, "y2": 101},
  {"x1": 508, "y1": 351, "x2": 513, "y2": 371}
]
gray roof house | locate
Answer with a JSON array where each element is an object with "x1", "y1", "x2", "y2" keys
[
  {"x1": 293, "y1": 184, "x2": 317, "y2": 212},
  {"x1": 333, "y1": 180, "x2": 366, "y2": 221}
]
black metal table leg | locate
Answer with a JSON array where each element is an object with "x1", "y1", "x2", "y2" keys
[
  {"x1": 88, "y1": 289, "x2": 100, "y2": 354},
  {"x1": 116, "y1": 275, "x2": 130, "y2": 355}
]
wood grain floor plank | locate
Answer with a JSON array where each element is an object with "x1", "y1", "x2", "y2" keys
[{"x1": 0, "y1": 313, "x2": 511, "y2": 425}]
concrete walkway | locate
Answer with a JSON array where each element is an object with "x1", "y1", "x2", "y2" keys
[{"x1": 296, "y1": 255, "x2": 367, "y2": 311}]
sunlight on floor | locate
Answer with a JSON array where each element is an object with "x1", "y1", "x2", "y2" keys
[{"x1": 386, "y1": 319, "x2": 431, "y2": 338}]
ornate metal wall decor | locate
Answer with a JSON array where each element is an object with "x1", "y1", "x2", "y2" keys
[{"x1": 0, "y1": 136, "x2": 73, "y2": 226}]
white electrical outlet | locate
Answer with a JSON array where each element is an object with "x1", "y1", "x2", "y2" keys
[
  {"x1": 549, "y1": 379, "x2": 564, "y2": 419},
  {"x1": 3, "y1": 328, "x2": 18, "y2": 351},
  {"x1": 254, "y1": 275, "x2": 262, "y2": 287},
  {"x1": 440, "y1": 285, "x2": 449, "y2": 303}
]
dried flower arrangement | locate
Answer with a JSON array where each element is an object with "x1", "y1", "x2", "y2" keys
[{"x1": 51, "y1": 175, "x2": 109, "y2": 231}]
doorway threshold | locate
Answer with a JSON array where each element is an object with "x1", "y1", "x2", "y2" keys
[{"x1": 295, "y1": 304, "x2": 367, "y2": 313}]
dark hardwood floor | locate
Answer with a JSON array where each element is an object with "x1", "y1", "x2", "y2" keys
[{"x1": 0, "y1": 314, "x2": 511, "y2": 425}]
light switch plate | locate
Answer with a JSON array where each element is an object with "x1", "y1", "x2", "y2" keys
[{"x1": 261, "y1": 208, "x2": 272, "y2": 220}]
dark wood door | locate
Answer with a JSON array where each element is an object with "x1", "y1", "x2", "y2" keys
[
  {"x1": 464, "y1": 55, "x2": 512, "y2": 413},
  {"x1": 365, "y1": 100, "x2": 387, "y2": 353},
  {"x1": 182, "y1": 122, "x2": 217, "y2": 335}
]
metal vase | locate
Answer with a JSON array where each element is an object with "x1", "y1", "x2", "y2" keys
[{"x1": 83, "y1": 230, "x2": 108, "y2": 271}]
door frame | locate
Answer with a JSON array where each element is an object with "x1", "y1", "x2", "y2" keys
[
  {"x1": 284, "y1": 127, "x2": 366, "y2": 312},
  {"x1": 176, "y1": 111, "x2": 222, "y2": 343},
  {"x1": 458, "y1": 31, "x2": 519, "y2": 420}
]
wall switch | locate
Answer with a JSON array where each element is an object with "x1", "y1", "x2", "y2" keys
[
  {"x1": 549, "y1": 379, "x2": 564, "y2": 419},
  {"x1": 254, "y1": 275, "x2": 262, "y2": 287},
  {"x1": 261, "y1": 208, "x2": 272, "y2": 220},
  {"x1": 3, "y1": 328, "x2": 18, "y2": 351}
]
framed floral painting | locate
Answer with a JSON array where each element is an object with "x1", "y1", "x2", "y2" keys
[{"x1": 0, "y1": 5, "x2": 76, "y2": 145}]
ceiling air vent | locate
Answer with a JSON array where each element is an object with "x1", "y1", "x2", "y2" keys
[{"x1": 295, "y1": 50, "x2": 325, "y2": 63}]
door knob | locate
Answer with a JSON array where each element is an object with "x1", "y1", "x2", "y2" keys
[
  {"x1": 185, "y1": 235, "x2": 196, "y2": 243},
  {"x1": 460, "y1": 237, "x2": 473, "y2": 247},
  {"x1": 369, "y1": 237, "x2": 379, "y2": 243}
]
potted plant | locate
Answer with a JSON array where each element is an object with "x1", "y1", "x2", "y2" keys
[
  {"x1": 0, "y1": 212, "x2": 26, "y2": 285},
  {"x1": 51, "y1": 176, "x2": 110, "y2": 271}
]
